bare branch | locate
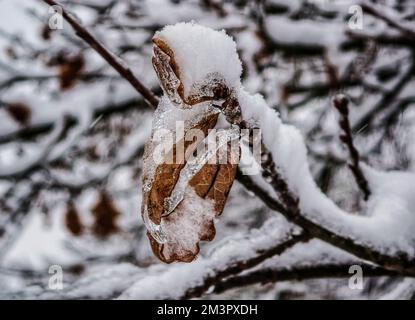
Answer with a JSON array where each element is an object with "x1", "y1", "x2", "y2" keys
[
  {"x1": 213, "y1": 263, "x2": 404, "y2": 295},
  {"x1": 181, "y1": 231, "x2": 311, "y2": 299},
  {"x1": 361, "y1": 2, "x2": 415, "y2": 40},
  {"x1": 352, "y1": 59, "x2": 415, "y2": 133},
  {"x1": 0, "y1": 115, "x2": 75, "y2": 179}
]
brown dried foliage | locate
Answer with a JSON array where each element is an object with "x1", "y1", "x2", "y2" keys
[
  {"x1": 142, "y1": 37, "x2": 239, "y2": 263},
  {"x1": 6, "y1": 103, "x2": 32, "y2": 126},
  {"x1": 65, "y1": 202, "x2": 84, "y2": 236},
  {"x1": 91, "y1": 192, "x2": 120, "y2": 238},
  {"x1": 47, "y1": 52, "x2": 85, "y2": 90}
]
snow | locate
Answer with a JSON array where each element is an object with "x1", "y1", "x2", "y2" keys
[
  {"x1": 39, "y1": 263, "x2": 144, "y2": 300},
  {"x1": 160, "y1": 187, "x2": 216, "y2": 261},
  {"x1": 145, "y1": 0, "x2": 204, "y2": 25},
  {"x1": 119, "y1": 215, "x2": 296, "y2": 299},
  {"x1": 257, "y1": 239, "x2": 360, "y2": 271},
  {"x1": 49, "y1": 114, "x2": 152, "y2": 188},
  {"x1": 152, "y1": 95, "x2": 216, "y2": 132},
  {"x1": 0, "y1": 79, "x2": 139, "y2": 137},
  {"x1": 378, "y1": 278, "x2": 415, "y2": 300},
  {"x1": 155, "y1": 22, "x2": 242, "y2": 99},
  {"x1": 1, "y1": 207, "x2": 79, "y2": 270},
  {"x1": 0, "y1": 115, "x2": 70, "y2": 178},
  {"x1": 265, "y1": 16, "x2": 345, "y2": 49},
  {"x1": 2, "y1": 214, "x2": 295, "y2": 299},
  {"x1": 268, "y1": 0, "x2": 302, "y2": 12}
]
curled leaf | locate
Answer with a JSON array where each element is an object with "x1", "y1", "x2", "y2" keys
[
  {"x1": 142, "y1": 113, "x2": 239, "y2": 263},
  {"x1": 142, "y1": 25, "x2": 242, "y2": 263}
]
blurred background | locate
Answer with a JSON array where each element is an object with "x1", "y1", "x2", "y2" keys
[{"x1": 0, "y1": 0, "x2": 414, "y2": 299}]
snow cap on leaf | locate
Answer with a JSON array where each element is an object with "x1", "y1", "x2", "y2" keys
[{"x1": 153, "y1": 22, "x2": 242, "y2": 106}]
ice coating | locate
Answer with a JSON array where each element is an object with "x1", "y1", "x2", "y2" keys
[
  {"x1": 144, "y1": 24, "x2": 242, "y2": 252},
  {"x1": 163, "y1": 125, "x2": 240, "y2": 217},
  {"x1": 141, "y1": 96, "x2": 222, "y2": 244},
  {"x1": 142, "y1": 208, "x2": 168, "y2": 243},
  {"x1": 152, "y1": 95, "x2": 217, "y2": 132},
  {"x1": 155, "y1": 22, "x2": 242, "y2": 99},
  {"x1": 142, "y1": 96, "x2": 216, "y2": 201}
]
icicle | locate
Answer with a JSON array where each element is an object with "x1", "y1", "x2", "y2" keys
[{"x1": 142, "y1": 204, "x2": 168, "y2": 243}]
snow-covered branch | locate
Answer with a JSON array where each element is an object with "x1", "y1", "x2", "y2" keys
[
  {"x1": 119, "y1": 217, "x2": 303, "y2": 299},
  {"x1": 213, "y1": 263, "x2": 400, "y2": 295},
  {"x1": 361, "y1": 1, "x2": 415, "y2": 40}
]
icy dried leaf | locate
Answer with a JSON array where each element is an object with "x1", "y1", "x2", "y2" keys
[
  {"x1": 143, "y1": 24, "x2": 243, "y2": 263},
  {"x1": 142, "y1": 113, "x2": 239, "y2": 263},
  {"x1": 143, "y1": 112, "x2": 218, "y2": 226}
]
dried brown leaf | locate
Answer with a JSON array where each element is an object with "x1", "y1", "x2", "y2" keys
[
  {"x1": 65, "y1": 202, "x2": 84, "y2": 236},
  {"x1": 91, "y1": 192, "x2": 120, "y2": 238},
  {"x1": 142, "y1": 35, "x2": 241, "y2": 263},
  {"x1": 58, "y1": 54, "x2": 85, "y2": 90},
  {"x1": 143, "y1": 114, "x2": 239, "y2": 263},
  {"x1": 6, "y1": 103, "x2": 32, "y2": 126},
  {"x1": 41, "y1": 25, "x2": 54, "y2": 41}
]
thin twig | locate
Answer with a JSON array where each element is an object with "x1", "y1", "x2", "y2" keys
[
  {"x1": 352, "y1": 59, "x2": 415, "y2": 132},
  {"x1": 213, "y1": 263, "x2": 403, "y2": 294},
  {"x1": 361, "y1": 2, "x2": 415, "y2": 40},
  {"x1": 181, "y1": 231, "x2": 311, "y2": 299},
  {"x1": 333, "y1": 94, "x2": 371, "y2": 200},
  {"x1": 0, "y1": 97, "x2": 147, "y2": 144}
]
